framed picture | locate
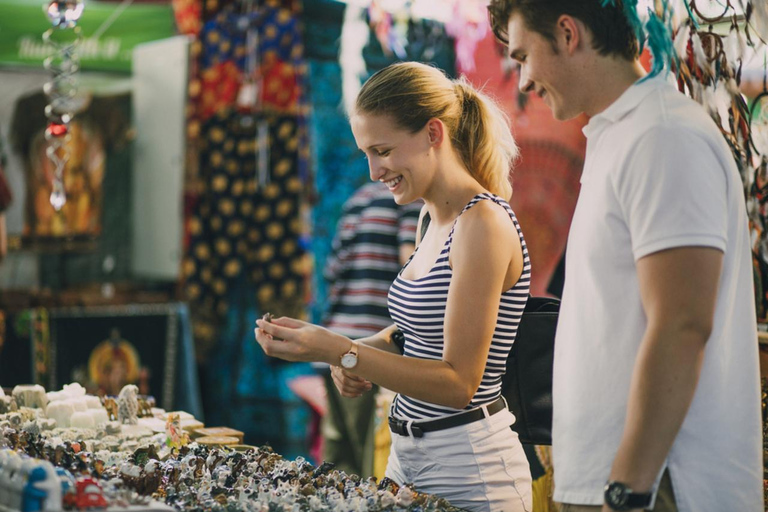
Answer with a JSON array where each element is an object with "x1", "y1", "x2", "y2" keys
[{"x1": 43, "y1": 304, "x2": 179, "y2": 409}]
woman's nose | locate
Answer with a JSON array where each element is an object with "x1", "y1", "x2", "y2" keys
[{"x1": 369, "y1": 159, "x2": 385, "y2": 181}]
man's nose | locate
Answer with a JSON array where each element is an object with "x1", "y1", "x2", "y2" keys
[{"x1": 518, "y1": 67, "x2": 534, "y2": 94}]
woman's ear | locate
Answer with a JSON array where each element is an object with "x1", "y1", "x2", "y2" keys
[{"x1": 426, "y1": 118, "x2": 445, "y2": 147}]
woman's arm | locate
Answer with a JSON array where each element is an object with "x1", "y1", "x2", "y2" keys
[
  {"x1": 356, "y1": 324, "x2": 401, "y2": 354},
  {"x1": 256, "y1": 202, "x2": 520, "y2": 409}
]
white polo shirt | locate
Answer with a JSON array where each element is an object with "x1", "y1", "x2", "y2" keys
[{"x1": 552, "y1": 76, "x2": 762, "y2": 511}]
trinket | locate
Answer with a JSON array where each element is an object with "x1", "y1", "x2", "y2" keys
[{"x1": 117, "y1": 385, "x2": 139, "y2": 425}]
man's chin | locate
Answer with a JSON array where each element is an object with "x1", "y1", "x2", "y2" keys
[{"x1": 552, "y1": 106, "x2": 581, "y2": 122}]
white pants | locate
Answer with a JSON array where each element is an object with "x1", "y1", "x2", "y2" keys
[{"x1": 385, "y1": 408, "x2": 532, "y2": 512}]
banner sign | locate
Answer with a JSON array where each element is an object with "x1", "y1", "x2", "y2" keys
[{"x1": 0, "y1": 0, "x2": 176, "y2": 72}]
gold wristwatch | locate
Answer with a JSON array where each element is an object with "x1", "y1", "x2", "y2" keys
[{"x1": 340, "y1": 340, "x2": 359, "y2": 369}]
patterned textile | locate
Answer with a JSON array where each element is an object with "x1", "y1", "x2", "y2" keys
[
  {"x1": 172, "y1": 0, "x2": 202, "y2": 36},
  {"x1": 184, "y1": 109, "x2": 306, "y2": 355},
  {"x1": 196, "y1": 3, "x2": 304, "y2": 120},
  {"x1": 198, "y1": 61, "x2": 242, "y2": 121}
]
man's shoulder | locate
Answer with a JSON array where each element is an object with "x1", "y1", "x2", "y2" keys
[{"x1": 624, "y1": 82, "x2": 718, "y2": 140}]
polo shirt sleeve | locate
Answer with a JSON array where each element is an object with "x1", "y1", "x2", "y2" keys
[
  {"x1": 612, "y1": 124, "x2": 728, "y2": 261},
  {"x1": 397, "y1": 201, "x2": 422, "y2": 247}
]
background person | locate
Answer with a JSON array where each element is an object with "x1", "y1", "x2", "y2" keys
[{"x1": 320, "y1": 180, "x2": 421, "y2": 477}]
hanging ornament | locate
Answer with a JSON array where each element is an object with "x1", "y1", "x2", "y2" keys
[
  {"x1": 41, "y1": 0, "x2": 84, "y2": 211},
  {"x1": 46, "y1": 0, "x2": 84, "y2": 29}
]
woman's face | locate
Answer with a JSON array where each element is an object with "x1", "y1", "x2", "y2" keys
[{"x1": 350, "y1": 113, "x2": 434, "y2": 205}]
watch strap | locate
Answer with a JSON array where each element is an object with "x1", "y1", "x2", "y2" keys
[{"x1": 625, "y1": 491, "x2": 652, "y2": 509}]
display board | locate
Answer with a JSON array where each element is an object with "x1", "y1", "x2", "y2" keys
[{"x1": 131, "y1": 36, "x2": 189, "y2": 281}]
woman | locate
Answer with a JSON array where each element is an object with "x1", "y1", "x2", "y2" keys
[{"x1": 255, "y1": 62, "x2": 532, "y2": 512}]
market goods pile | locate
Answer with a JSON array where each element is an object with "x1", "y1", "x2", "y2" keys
[{"x1": 0, "y1": 384, "x2": 461, "y2": 512}]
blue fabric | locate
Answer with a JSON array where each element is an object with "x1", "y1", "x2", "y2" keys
[
  {"x1": 174, "y1": 303, "x2": 204, "y2": 420},
  {"x1": 200, "y1": 6, "x2": 301, "y2": 71},
  {"x1": 304, "y1": 0, "x2": 456, "y2": 322},
  {"x1": 202, "y1": 283, "x2": 314, "y2": 459}
]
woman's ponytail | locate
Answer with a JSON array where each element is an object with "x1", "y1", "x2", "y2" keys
[{"x1": 453, "y1": 79, "x2": 517, "y2": 201}]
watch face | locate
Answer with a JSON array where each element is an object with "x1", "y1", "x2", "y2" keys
[
  {"x1": 340, "y1": 353, "x2": 357, "y2": 369},
  {"x1": 605, "y1": 482, "x2": 629, "y2": 509}
]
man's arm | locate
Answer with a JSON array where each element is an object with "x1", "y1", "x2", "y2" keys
[{"x1": 605, "y1": 246, "x2": 722, "y2": 510}]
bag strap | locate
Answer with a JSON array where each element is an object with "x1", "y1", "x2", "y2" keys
[{"x1": 419, "y1": 211, "x2": 431, "y2": 242}]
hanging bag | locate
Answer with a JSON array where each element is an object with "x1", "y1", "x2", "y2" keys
[
  {"x1": 391, "y1": 211, "x2": 558, "y2": 445},
  {"x1": 501, "y1": 296, "x2": 558, "y2": 445}
]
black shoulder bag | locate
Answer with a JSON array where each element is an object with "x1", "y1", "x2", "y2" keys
[
  {"x1": 502, "y1": 296, "x2": 558, "y2": 445},
  {"x1": 392, "y1": 212, "x2": 559, "y2": 445}
]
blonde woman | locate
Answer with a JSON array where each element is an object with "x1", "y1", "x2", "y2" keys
[{"x1": 255, "y1": 62, "x2": 532, "y2": 512}]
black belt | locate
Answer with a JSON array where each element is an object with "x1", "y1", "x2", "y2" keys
[{"x1": 388, "y1": 397, "x2": 506, "y2": 438}]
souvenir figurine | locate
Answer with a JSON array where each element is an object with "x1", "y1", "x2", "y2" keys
[
  {"x1": 101, "y1": 398, "x2": 118, "y2": 422},
  {"x1": 22, "y1": 461, "x2": 61, "y2": 512},
  {"x1": 136, "y1": 397, "x2": 154, "y2": 418},
  {"x1": 12, "y1": 385, "x2": 48, "y2": 410},
  {"x1": 117, "y1": 385, "x2": 139, "y2": 425},
  {"x1": 64, "y1": 477, "x2": 108, "y2": 510},
  {"x1": 164, "y1": 413, "x2": 189, "y2": 451}
]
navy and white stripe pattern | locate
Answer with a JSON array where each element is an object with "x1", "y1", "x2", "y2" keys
[
  {"x1": 323, "y1": 182, "x2": 422, "y2": 338},
  {"x1": 388, "y1": 193, "x2": 531, "y2": 420}
]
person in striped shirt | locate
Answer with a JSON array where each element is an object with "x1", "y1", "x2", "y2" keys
[
  {"x1": 320, "y1": 181, "x2": 421, "y2": 477},
  {"x1": 256, "y1": 62, "x2": 532, "y2": 511}
]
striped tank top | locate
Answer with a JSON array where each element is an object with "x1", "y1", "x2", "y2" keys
[{"x1": 388, "y1": 193, "x2": 531, "y2": 420}]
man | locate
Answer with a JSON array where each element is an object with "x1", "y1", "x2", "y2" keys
[
  {"x1": 488, "y1": 1, "x2": 762, "y2": 511},
  {"x1": 321, "y1": 181, "x2": 421, "y2": 477}
]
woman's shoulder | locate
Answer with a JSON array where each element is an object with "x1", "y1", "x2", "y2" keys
[{"x1": 453, "y1": 196, "x2": 516, "y2": 243}]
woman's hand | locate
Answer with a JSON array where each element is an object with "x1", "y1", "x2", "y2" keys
[
  {"x1": 330, "y1": 365, "x2": 373, "y2": 398},
  {"x1": 254, "y1": 316, "x2": 348, "y2": 365}
]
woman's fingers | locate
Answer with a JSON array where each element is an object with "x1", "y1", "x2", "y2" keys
[
  {"x1": 270, "y1": 316, "x2": 306, "y2": 328},
  {"x1": 330, "y1": 366, "x2": 372, "y2": 397},
  {"x1": 254, "y1": 327, "x2": 294, "y2": 361},
  {"x1": 255, "y1": 318, "x2": 294, "y2": 341}
]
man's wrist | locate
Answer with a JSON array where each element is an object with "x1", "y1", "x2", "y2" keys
[{"x1": 604, "y1": 480, "x2": 652, "y2": 511}]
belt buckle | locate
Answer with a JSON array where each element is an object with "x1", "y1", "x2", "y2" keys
[
  {"x1": 388, "y1": 417, "x2": 424, "y2": 438},
  {"x1": 389, "y1": 417, "x2": 407, "y2": 436}
]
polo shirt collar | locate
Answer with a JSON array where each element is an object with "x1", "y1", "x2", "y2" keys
[{"x1": 582, "y1": 74, "x2": 668, "y2": 138}]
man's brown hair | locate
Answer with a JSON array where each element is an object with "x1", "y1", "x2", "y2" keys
[{"x1": 488, "y1": 0, "x2": 640, "y2": 61}]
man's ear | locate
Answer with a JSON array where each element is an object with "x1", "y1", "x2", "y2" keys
[
  {"x1": 555, "y1": 14, "x2": 582, "y2": 55},
  {"x1": 426, "y1": 118, "x2": 445, "y2": 147}
]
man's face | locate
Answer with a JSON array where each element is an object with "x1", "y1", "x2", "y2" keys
[{"x1": 506, "y1": 12, "x2": 581, "y2": 120}]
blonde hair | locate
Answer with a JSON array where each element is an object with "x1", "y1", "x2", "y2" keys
[{"x1": 354, "y1": 62, "x2": 518, "y2": 200}]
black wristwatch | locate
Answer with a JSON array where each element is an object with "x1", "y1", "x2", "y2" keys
[{"x1": 604, "y1": 481, "x2": 653, "y2": 510}]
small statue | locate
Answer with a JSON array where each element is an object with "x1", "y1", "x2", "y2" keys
[
  {"x1": 12, "y1": 385, "x2": 48, "y2": 410},
  {"x1": 22, "y1": 462, "x2": 61, "y2": 512},
  {"x1": 117, "y1": 385, "x2": 139, "y2": 425},
  {"x1": 102, "y1": 397, "x2": 118, "y2": 422},
  {"x1": 136, "y1": 396, "x2": 155, "y2": 418},
  {"x1": 164, "y1": 413, "x2": 189, "y2": 451}
]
